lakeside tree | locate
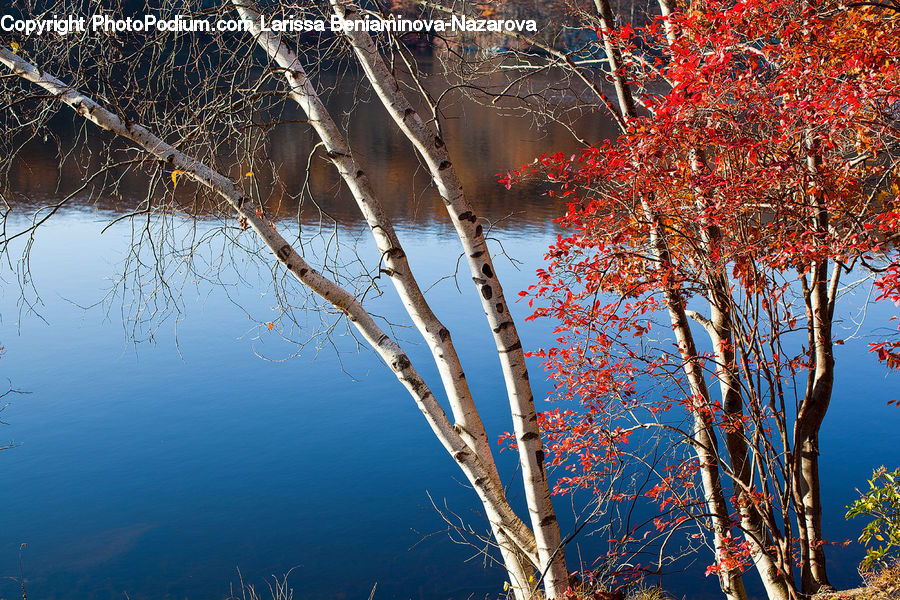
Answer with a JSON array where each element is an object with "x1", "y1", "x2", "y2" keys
[{"x1": 505, "y1": 0, "x2": 900, "y2": 599}]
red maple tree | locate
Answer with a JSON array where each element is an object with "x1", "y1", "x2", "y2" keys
[{"x1": 508, "y1": 1, "x2": 900, "y2": 598}]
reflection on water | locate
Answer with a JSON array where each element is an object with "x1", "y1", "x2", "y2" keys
[
  {"x1": 5, "y1": 62, "x2": 617, "y2": 231},
  {"x1": 46, "y1": 524, "x2": 158, "y2": 571}
]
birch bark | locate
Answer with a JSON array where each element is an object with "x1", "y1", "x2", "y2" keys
[{"x1": 229, "y1": 4, "x2": 551, "y2": 594}]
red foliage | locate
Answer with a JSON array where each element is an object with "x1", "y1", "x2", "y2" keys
[{"x1": 509, "y1": 0, "x2": 900, "y2": 587}]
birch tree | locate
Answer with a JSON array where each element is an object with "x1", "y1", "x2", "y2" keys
[{"x1": 0, "y1": 1, "x2": 578, "y2": 597}]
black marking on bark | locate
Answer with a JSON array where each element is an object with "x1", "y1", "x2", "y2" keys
[
  {"x1": 481, "y1": 285, "x2": 493, "y2": 300},
  {"x1": 474, "y1": 477, "x2": 488, "y2": 486},
  {"x1": 166, "y1": 153, "x2": 176, "y2": 164},
  {"x1": 470, "y1": 250, "x2": 485, "y2": 258},
  {"x1": 503, "y1": 340, "x2": 522, "y2": 353},
  {"x1": 481, "y1": 264, "x2": 494, "y2": 278},
  {"x1": 434, "y1": 136, "x2": 445, "y2": 148},
  {"x1": 326, "y1": 150, "x2": 346, "y2": 160},
  {"x1": 472, "y1": 276, "x2": 486, "y2": 285},
  {"x1": 536, "y1": 449, "x2": 546, "y2": 473},
  {"x1": 299, "y1": 268, "x2": 308, "y2": 277},
  {"x1": 286, "y1": 263, "x2": 292, "y2": 270},
  {"x1": 453, "y1": 423, "x2": 472, "y2": 439},
  {"x1": 387, "y1": 247, "x2": 406, "y2": 260},
  {"x1": 276, "y1": 244, "x2": 291, "y2": 262},
  {"x1": 391, "y1": 354, "x2": 411, "y2": 372},
  {"x1": 458, "y1": 372, "x2": 466, "y2": 380},
  {"x1": 356, "y1": 170, "x2": 365, "y2": 178},
  {"x1": 438, "y1": 327, "x2": 450, "y2": 342},
  {"x1": 410, "y1": 379, "x2": 427, "y2": 395},
  {"x1": 458, "y1": 210, "x2": 477, "y2": 223},
  {"x1": 236, "y1": 196, "x2": 245, "y2": 208},
  {"x1": 520, "y1": 431, "x2": 539, "y2": 441},
  {"x1": 438, "y1": 160, "x2": 452, "y2": 170},
  {"x1": 475, "y1": 224, "x2": 483, "y2": 237},
  {"x1": 492, "y1": 321, "x2": 512, "y2": 334},
  {"x1": 380, "y1": 268, "x2": 396, "y2": 277},
  {"x1": 453, "y1": 450, "x2": 471, "y2": 462},
  {"x1": 539, "y1": 514, "x2": 557, "y2": 527},
  {"x1": 496, "y1": 303, "x2": 505, "y2": 313},
  {"x1": 403, "y1": 107, "x2": 415, "y2": 119}
]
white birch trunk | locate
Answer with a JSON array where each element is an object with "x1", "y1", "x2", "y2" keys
[{"x1": 325, "y1": 4, "x2": 568, "y2": 594}]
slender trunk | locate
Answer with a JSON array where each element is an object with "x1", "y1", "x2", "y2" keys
[
  {"x1": 327, "y1": 2, "x2": 568, "y2": 594},
  {"x1": 593, "y1": 4, "x2": 747, "y2": 596},
  {"x1": 642, "y1": 199, "x2": 748, "y2": 600},
  {"x1": 794, "y1": 264, "x2": 835, "y2": 593},
  {"x1": 690, "y1": 149, "x2": 792, "y2": 600},
  {"x1": 638, "y1": 10, "x2": 744, "y2": 595},
  {"x1": 233, "y1": 0, "x2": 491, "y2": 476},
  {"x1": 669, "y1": 293, "x2": 749, "y2": 600},
  {"x1": 704, "y1": 276, "x2": 792, "y2": 600},
  {"x1": 592, "y1": 0, "x2": 636, "y2": 122},
  {"x1": 792, "y1": 135, "x2": 834, "y2": 594},
  {"x1": 235, "y1": 2, "x2": 565, "y2": 595}
]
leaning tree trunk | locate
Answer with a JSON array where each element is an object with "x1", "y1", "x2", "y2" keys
[
  {"x1": 327, "y1": 1, "x2": 570, "y2": 594},
  {"x1": 590, "y1": 3, "x2": 748, "y2": 596},
  {"x1": 661, "y1": 279, "x2": 750, "y2": 600},
  {"x1": 688, "y1": 149, "x2": 793, "y2": 600},
  {"x1": 642, "y1": 197, "x2": 749, "y2": 600}
]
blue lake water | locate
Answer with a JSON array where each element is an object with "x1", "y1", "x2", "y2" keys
[
  {"x1": 0, "y1": 209, "x2": 897, "y2": 600},
  {"x1": 0, "y1": 96, "x2": 897, "y2": 600}
]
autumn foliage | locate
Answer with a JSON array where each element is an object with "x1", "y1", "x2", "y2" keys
[{"x1": 508, "y1": 0, "x2": 900, "y2": 597}]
